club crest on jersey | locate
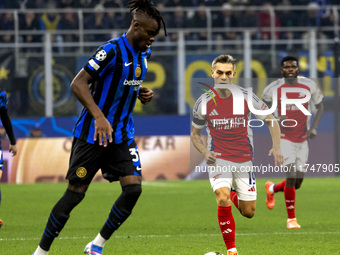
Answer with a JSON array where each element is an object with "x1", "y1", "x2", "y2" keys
[
  {"x1": 76, "y1": 167, "x2": 87, "y2": 178},
  {"x1": 135, "y1": 65, "x2": 141, "y2": 78},
  {"x1": 95, "y1": 50, "x2": 107, "y2": 61}
]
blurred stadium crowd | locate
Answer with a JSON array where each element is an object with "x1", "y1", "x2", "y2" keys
[{"x1": 0, "y1": 0, "x2": 339, "y2": 52}]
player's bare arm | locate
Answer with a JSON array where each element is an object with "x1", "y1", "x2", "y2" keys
[
  {"x1": 191, "y1": 125, "x2": 216, "y2": 165},
  {"x1": 264, "y1": 114, "x2": 283, "y2": 166},
  {"x1": 70, "y1": 69, "x2": 113, "y2": 146},
  {"x1": 307, "y1": 102, "x2": 324, "y2": 139},
  {"x1": 138, "y1": 87, "x2": 153, "y2": 105}
]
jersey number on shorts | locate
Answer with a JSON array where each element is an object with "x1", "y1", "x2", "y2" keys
[
  {"x1": 129, "y1": 148, "x2": 139, "y2": 162},
  {"x1": 248, "y1": 171, "x2": 256, "y2": 185}
]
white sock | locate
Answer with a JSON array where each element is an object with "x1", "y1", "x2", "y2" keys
[
  {"x1": 269, "y1": 184, "x2": 275, "y2": 194},
  {"x1": 228, "y1": 248, "x2": 237, "y2": 252},
  {"x1": 34, "y1": 246, "x2": 48, "y2": 255},
  {"x1": 93, "y1": 233, "x2": 107, "y2": 247}
]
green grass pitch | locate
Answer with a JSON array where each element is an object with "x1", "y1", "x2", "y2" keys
[{"x1": 0, "y1": 178, "x2": 339, "y2": 255}]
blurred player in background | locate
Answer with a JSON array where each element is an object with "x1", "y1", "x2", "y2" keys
[
  {"x1": 191, "y1": 55, "x2": 283, "y2": 255},
  {"x1": 262, "y1": 56, "x2": 324, "y2": 229},
  {"x1": 32, "y1": 1, "x2": 166, "y2": 254},
  {"x1": 0, "y1": 89, "x2": 17, "y2": 228}
]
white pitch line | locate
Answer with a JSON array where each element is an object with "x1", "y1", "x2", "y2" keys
[
  {"x1": 0, "y1": 231, "x2": 339, "y2": 242},
  {"x1": 142, "y1": 181, "x2": 179, "y2": 187}
]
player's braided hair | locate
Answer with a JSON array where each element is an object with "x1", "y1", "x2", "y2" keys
[{"x1": 128, "y1": 0, "x2": 167, "y2": 36}]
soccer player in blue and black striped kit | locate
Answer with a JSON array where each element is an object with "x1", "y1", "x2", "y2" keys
[
  {"x1": 32, "y1": 1, "x2": 166, "y2": 254},
  {"x1": 0, "y1": 89, "x2": 17, "y2": 228}
]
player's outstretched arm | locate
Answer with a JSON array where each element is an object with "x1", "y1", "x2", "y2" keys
[
  {"x1": 138, "y1": 87, "x2": 153, "y2": 105},
  {"x1": 70, "y1": 69, "x2": 113, "y2": 146},
  {"x1": 264, "y1": 114, "x2": 283, "y2": 166},
  {"x1": 191, "y1": 125, "x2": 216, "y2": 165},
  {"x1": 307, "y1": 102, "x2": 324, "y2": 139}
]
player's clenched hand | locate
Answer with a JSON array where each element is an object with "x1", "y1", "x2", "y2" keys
[
  {"x1": 268, "y1": 147, "x2": 283, "y2": 166},
  {"x1": 94, "y1": 116, "x2": 113, "y2": 147},
  {"x1": 204, "y1": 151, "x2": 216, "y2": 166},
  {"x1": 307, "y1": 128, "x2": 317, "y2": 139},
  {"x1": 9, "y1": 144, "x2": 17, "y2": 156},
  {"x1": 138, "y1": 87, "x2": 153, "y2": 105}
]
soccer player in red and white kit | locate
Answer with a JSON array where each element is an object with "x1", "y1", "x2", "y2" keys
[
  {"x1": 261, "y1": 56, "x2": 324, "y2": 229},
  {"x1": 191, "y1": 55, "x2": 283, "y2": 255}
]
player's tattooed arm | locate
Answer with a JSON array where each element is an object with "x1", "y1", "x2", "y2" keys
[{"x1": 191, "y1": 125, "x2": 216, "y2": 165}]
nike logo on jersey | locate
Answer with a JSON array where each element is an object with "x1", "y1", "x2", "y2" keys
[{"x1": 125, "y1": 62, "x2": 133, "y2": 66}]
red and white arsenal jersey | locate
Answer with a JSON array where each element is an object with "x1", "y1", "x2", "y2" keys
[
  {"x1": 192, "y1": 85, "x2": 269, "y2": 162},
  {"x1": 262, "y1": 77, "x2": 323, "y2": 143}
]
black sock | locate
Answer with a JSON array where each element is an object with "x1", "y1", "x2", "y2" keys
[
  {"x1": 39, "y1": 189, "x2": 85, "y2": 251},
  {"x1": 100, "y1": 184, "x2": 141, "y2": 240}
]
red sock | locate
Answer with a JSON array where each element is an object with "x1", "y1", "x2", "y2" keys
[
  {"x1": 230, "y1": 191, "x2": 239, "y2": 209},
  {"x1": 274, "y1": 180, "x2": 286, "y2": 193},
  {"x1": 284, "y1": 186, "x2": 296, "y2": 219},
  {"x1": 218, "y1": 206, "x2": 236, "y2": 250}
]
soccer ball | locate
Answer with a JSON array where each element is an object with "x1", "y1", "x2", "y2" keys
[
  {"x1": 205, "y1": 252, "x2": 224, "y2": 255},
  {"x1": 95, "y1": 50, "x2": 107, "y2": 61}
]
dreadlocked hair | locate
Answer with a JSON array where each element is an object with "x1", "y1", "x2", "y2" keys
[{"x1": 128, "y1": 0, "x2": 167, "y2": 36}]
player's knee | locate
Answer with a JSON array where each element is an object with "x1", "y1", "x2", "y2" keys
[
  {"x1": 295, "y1": 182, "x2": 302, "y2": 189},
  {"x1": 215, "y1": 189, "x2": 231, "y2": 207},
  {"x1": 68, "y1": 182, "x2": 89, "y2": 194},
  {"x1": 216, "y1": 196, "x2": 231, "y2": 207},
  {"x1": 116, "y1": 184, "x2": 142, "y2": 213},
  {"x1": 122, "y1": 184, "x2": 142, "y2": 202},
  {"x1": 241, "y1": 207, "x2": 255, "y2": 218}
]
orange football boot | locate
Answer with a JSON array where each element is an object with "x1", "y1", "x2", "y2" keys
[
  {"x1": 228, "y1": 251, "x2": 238, "y2": 255},
  {"x1": 287, "y1": 218, "x2": 301, "y2": 229},
  {"x1": 265, "y1": 181, "x2": 275, "y2": 209}
]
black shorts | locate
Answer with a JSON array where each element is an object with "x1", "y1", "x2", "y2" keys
[{"x1": 66, "y1": 138, "x2": 142, "y2": 184}]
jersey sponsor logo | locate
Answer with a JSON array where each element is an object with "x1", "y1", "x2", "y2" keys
[
  {"x1": 76, "y1": 167, "x2": 87, "y2": 178},
  {"x1": 95, "y1": 50, "x2": 107, "y2": 61},
  {"x1": 124, "y1": 62, "x2": 133, "y2": 66},
  {"x1": 123, "y1": 79, "x2": 143, "y2": 86},
  {"x1": 89, "y1": 59, "x2": 100, "y2": 71}
]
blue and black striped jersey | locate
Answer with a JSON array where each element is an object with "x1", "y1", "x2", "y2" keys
[{"x1": 73, "y1": 33, "x2": 150, "y2": 144}]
